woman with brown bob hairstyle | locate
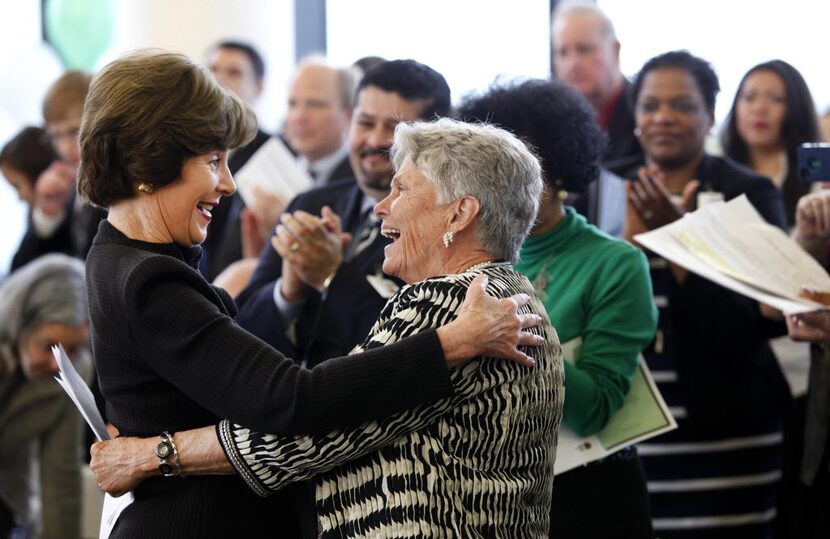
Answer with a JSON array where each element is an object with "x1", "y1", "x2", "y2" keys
[{"x1": 79, "y1": 50, "x2": 542, "y2": 537}]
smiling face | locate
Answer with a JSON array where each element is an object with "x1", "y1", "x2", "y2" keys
[
  {"x1": 374, "y1": 155, "x2": 453, "y2": 283},
  {"x1": 735, "y1": 69, "x2": 787, "y2": 152},
  {"x1": 635, "y1": 68, "x2": 713, "y2": 170},
  {"x1": 348, "y1": 86, "x2": 426, "y2": 201},
  {"x1": 151, "y1": 150, "x2": 236, "y2": 246},
  {"x1": 20, "y1": 321, "x2": 88, "y2": 379}
]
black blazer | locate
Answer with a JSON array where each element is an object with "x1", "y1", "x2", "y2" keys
[
  {"x1": 641, "y1": 154, "x2": 789, "y2": 432},
  {"x1": 236, "y1": 178, "x2": 401, "y2": 367},
  {"x1": 325, "y1": 154, "x2": 355, "y2": 184},
  {"x1": 11, "y1": 191, "x2": 106, "y2": 271}
]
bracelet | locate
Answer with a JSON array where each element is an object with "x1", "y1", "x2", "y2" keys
[{"x1": 154, "y1": 431, "x2": 186, "y2": 478}]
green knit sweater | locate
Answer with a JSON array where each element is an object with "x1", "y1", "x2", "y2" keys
[{"x1": 516, "y1": 207, "x2": 656, "y2": 436}]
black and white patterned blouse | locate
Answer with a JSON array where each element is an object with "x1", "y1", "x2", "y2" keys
[{"x1": 219, "y1": 262, "x2": 564, "y2": 537}]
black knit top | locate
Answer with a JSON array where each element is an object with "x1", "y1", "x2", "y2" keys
[{"x1": 85, "y1": 220, "x2": 453, "y2": 538}]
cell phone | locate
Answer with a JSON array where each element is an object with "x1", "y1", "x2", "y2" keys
[{"x1": 797, "y1": 143, "x2": 830, "y2": 182}]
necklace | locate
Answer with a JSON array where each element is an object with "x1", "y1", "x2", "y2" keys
[{"x1": 464, "y1": 260, "x2": 496, "y2": 273}]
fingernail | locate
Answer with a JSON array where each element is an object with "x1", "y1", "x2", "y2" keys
[{"x1": 526, "y1": 358, "x2": 536, "y2": 367}]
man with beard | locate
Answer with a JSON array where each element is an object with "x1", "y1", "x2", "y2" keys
[{"x1": 234, "y1": 59, "x2": 451, "y2": 368}]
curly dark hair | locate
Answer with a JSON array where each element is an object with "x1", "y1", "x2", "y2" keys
[
  {"x1": 720, "y1": 60, "x2": 819, "y2": 224},
  {"x1": 632, "y1": 50, "x2": 720, "y2": 114},
  {"x1": 357, "y1": 59, "x2": 450, "y2": 120},
  {"x1": 456, "y1": 78, "x2": 605, "y2": 194}
]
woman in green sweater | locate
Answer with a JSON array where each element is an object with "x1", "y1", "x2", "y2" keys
[{"x1": 459, "y1": 79, "x2": 657, "y2": 537}]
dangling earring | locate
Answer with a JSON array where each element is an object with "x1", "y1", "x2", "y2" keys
[
  {"x1": 138, "y1": 182, "x2": 154, "y2": 194},
  {"x1": 633, "y1": 127, "x2": 642, "y2": 138},
  {"x1": 442, "y1": 231, "x2": 454, "y2": 248}
]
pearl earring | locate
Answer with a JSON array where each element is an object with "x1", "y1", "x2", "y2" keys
[
  {"x1": 633, "y1": 127, "x2": 642, "y2": 137},
  {"x1": 442, "y1": 231, "x2": 454, "y2": 248}
]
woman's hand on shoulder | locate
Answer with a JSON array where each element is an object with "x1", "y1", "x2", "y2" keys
[{"x1": 436, "y1": 274, "x2": 544, "y2": 368}]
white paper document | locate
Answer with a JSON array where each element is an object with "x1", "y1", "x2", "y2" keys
[
  {"x1": 634, "y1": 195, "x2": 830, "y2": 315},
  {"x1": 553, "y1": 339, "x2": 677, "y2": 475},
  {"x1": 52, "y1": 345, "x2": 134, "y2": 538},
  {"x1": 233, "y1": 137, "x2": 313, "y2": 207}
]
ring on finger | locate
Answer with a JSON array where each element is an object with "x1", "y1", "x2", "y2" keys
[
  {"x1": 642, "y1": 209, "x2": 654, "y2": 220},
  {"x1": 290, "y1": 242, "x2": 300, "y2": 253}
]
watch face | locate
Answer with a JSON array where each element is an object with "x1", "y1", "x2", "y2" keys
[
  {"x1": 155, "y1": 441, "x2": 173, "y2": 459},
  {"x1": 159, "y1": 462, "x2": 173, "y2": 475}
]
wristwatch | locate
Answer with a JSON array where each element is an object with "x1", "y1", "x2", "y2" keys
[{"x1": 154, "y1": 431, "x2": 182, "y2": 477}]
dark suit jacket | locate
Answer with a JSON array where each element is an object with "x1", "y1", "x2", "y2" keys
[
  {"x1": 200, "y1": 129, "x2": 271, "y2": 280},
  {"x1": 235, "y1": 178, "x2": 400, "y2": 367},
  {"x1": 11, "y1": 191, "x2": 107, "y2": 271},
  {"x1": 603, "y1": 79, "x2": 643, "y2": 176},
  {"x1": 324, "y1": 154, "x2": 355, "y2": 184},
  {"x1": 568, "y1": 80, "x2": 643, "y2": 229}
]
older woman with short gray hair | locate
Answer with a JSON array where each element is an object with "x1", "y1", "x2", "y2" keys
[
  {"x1": 391, "y1": 119, "x2": 542, "y2": 264},
  {"x1": 216, "y1": 118, "x2": 564, "y2": 536},
  {"x1": 0, "y1": 254, "x2": 90, "y2": 539}
]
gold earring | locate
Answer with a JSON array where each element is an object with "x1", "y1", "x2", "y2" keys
[
  {"x1": 137, "y1": 182, "x2": 154, "y2": 194},
  {"x1": 558, "y1": 189, "x2": 569, "y2": 201},
  {"x1": 442, "y1": 231, "x2": 454, "y2": 248}
]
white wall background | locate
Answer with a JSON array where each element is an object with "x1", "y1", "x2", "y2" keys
[{"x1": 326, "y1": 0, "x2": 551, "y2": 107}]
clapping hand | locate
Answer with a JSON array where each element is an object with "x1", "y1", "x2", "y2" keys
[
  {"x1": 626, "y1": 165, "x2": 699, "y2": 234},
  {"x1": 272, "y1": 206, "x2": 352, "y2": 300}
]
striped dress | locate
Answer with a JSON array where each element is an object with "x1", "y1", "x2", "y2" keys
[
  {"x1": 219, "y1": 262, "x2": 564, "y2": 537},
  {"x1": 639, "y1": 255, "x2": 787, "y2": 539}
]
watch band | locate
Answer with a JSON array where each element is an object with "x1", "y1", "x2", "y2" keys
[{"x1": 154, "y1": 431, "x2": 185, "y2": 477}]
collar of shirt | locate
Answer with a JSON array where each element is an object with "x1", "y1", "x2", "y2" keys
[{"x1": 297, "y1": 144, "x2": 349, "y2": 185}]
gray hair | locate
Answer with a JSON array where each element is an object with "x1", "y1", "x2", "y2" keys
[
  {"x1": 552, "y1": 0, "x2": 617, "y2": 43},
  {"x1": 391, "y1": 118, "x2": 542, "y2": 263},
  {"x1": 0, "y1": 254, "x2": 87, "y2": 372}
]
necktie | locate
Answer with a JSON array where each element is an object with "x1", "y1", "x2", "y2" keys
[{"x1": 344, "y1": 210, "x2": 379, "y2": 261}]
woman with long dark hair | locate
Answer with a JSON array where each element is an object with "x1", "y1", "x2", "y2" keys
[{"x1": 721, "y1": 59, "x2": 820, "y2": 226}]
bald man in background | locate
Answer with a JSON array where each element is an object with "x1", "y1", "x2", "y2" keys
[
  {"x1": 552, "y1": 1, "x2": 641, "y2": 173},
  {"x1": 551, "y1": 1, "x2": 638, "y2": 236},
  {"x1": 284, "y1": 58, "x2": 355, "y2": 185}
]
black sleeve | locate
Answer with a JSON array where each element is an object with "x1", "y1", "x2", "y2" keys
[
  {"x1": 124, "y1": 259, "x2": 453, "y2": 435},
  {"x1": 11, "y1": 216, "x2": 74, "y2": 271}
]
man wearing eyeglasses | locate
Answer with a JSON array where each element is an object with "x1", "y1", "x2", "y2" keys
[{"x1": 12, "y1": 70, "x2": 107, "y2": 270}]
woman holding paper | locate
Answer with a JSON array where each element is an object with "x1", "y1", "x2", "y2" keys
[
  {"x1": 0, "y1": 254, "x2": 90, "y2": 539},
  {"x1": 78, "y1": 51, "x2": 543, "y2": 537},
  {"x1": 625, "y1": 50, "x2": 789, "y2": 539},
  {"x1": 458, "y1": 79, "x2": 658, "y2": 537}
]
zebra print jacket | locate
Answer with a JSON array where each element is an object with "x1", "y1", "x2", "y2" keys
[{"x1": 218, "y1": 262, "x2": 565, "y2": 537}]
